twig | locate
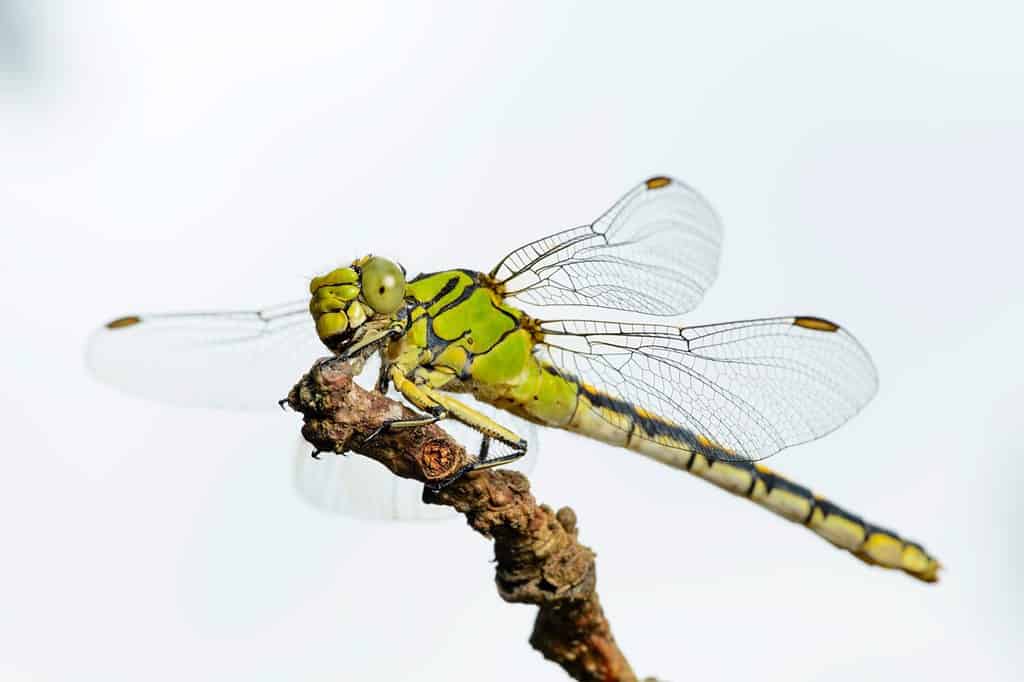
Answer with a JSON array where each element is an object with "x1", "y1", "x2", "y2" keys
[{"x1": 287, "y1": 359, "x2": 651, "y2": 682}]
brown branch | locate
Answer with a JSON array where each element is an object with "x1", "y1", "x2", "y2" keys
[{"x1": 287, "y1": 359, "x2": 654, "y2": 682}]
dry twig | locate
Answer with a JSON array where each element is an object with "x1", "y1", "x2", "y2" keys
[{"x1": 287, "y1": 359, "x2": 653, "y2": 682}]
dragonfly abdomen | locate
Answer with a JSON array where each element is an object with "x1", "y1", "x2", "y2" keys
[{"x1": 561, "y1": 381, "x2": 941, "y2": 583}]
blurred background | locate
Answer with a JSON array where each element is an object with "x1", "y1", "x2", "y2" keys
[{"x1": 2, "y1": 1, "x2": 1022, "y2": 680}]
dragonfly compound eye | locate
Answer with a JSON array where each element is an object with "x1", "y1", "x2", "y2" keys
[{"x1": 361, "y1": 257, "x2": 406, "y2": 314}]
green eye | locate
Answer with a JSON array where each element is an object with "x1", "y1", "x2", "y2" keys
[{"x1": 361, "y1": 257, "x2": 406, "y2": 313}]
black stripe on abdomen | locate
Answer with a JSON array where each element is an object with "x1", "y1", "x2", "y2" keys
[{"x1": 574, "y1": 380, "x2": 710, "y2": 455}]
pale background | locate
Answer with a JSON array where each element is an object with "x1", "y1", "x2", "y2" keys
[{"x1": 2, "y1": 2, "x2": 1022, "y2": 681}]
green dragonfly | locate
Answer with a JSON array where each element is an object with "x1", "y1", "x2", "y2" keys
[{"x1": 89, "y1": 176, "x2": 940, "y2": 582}]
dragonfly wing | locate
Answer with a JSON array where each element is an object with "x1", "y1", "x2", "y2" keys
[
  {"x1": 490, "y1": 176, "x2": 723, "y2": 315},
  {"x1": 89, "y1": 304, "x2": 541, "y2": 522},
  {"x1": 537, "y1": 317, "x2": 878, "y2": 462},
  {"x1": 292, "y1": 435, "x2": 457, "y2": 521},
  {"x1": 86, "y1": 302, "x2": 324, "y2": 410},
  {"x1": 292, "y1": 392, "x2": 540, "y2": 521}
]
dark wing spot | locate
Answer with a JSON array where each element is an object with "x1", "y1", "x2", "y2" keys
[
  {"x1": 106, "y1": 315, "x2": 142, "y2": 330},
  {"x1": 793, "y1": 316, "x2": 840, "y2": 332},
  {"x1": 645, "y1": 176, "x2": 672, "y2": 190}
]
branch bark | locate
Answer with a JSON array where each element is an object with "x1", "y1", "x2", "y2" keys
[{"x1": 287, "y1": 359, "x2": 651, "y2": 682}]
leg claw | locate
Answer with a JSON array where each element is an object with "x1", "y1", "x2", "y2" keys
[{"x1": 361, "y1": 422, "x2": 390, "y2": 445}]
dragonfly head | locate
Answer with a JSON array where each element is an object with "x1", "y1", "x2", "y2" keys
[{"x1": 308, "y1": 255, "x2": 408, "y2": 355}]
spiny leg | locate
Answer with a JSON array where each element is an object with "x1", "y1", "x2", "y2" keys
[
  {"x1": 389, "y1": 366, "x2": 529, "y2": 477},
  {"x1": 427, "y1": 438, "x2": 529, "y2": 490},
  {"x1": 423, "y1": 396, "x2": 528, "y2": 471},
  {"x1": 471, "y1": 447, "x2": 527, "y2": 471},
  {"x1": 419, "y1": 387, "x2": 527, "y2": 463},
  {"x1": 469, "y1": 428, "x2": 530, "y2": 471},
  {"x1": 360, "y1": 406, "x2": 448, "y2": 444},
  {"x1": 358, "y1": 367, "x2": 453, "y2": 444}
]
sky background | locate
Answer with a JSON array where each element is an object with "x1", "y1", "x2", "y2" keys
[{"x1": 2, "y1": 2, "x2": 1022, "y2": 680}]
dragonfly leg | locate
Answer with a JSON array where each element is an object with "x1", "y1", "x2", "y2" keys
[
  {"x1": 424, "y1": 462, "x2": 476, "y2": 492},
  {"x1": 421, "y1": 388, "x2": 526, "y2": 451},
  {"x1": 425, "y1": 436, "x2": 528, "y2": 491},
  {"x1": 358, "y1": 366, "x2": 452, "y2": 443},
  {"x1": 389, "y1": 366, "x2": 445, "y2": 412},
  {"x1": 471, "y1": 433, "x2": 527, "y2": 471},
  {"x1": 361, "y1": 407, "x2": 448, "y2": 444},
  {"x1": 375, "y1": 361, "x2": 390, "y2": 394},
  {"x1": 471, "y1": 448, "x2": 527, "y2": 471},
  {"x1": 389, "y1": 365, "x2": 528, "y2": 470}
]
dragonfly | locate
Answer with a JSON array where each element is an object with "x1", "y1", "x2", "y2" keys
[{"x1": 89, "y1": 175, "x2": 940, "y2": 582}]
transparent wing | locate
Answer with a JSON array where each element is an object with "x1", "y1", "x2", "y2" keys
[
  {"x1": 490, "y1": 176, "x2": 723, "y2": 315},
  {"x1": 87, "y1": 307, "x2": 541, "y2": 521},
  {"x1": 538, "y1": 316, "x2": 878, "y2": 462},
  {"x1": 86, "y1": 301, "x2": 324, "y2": 410}
]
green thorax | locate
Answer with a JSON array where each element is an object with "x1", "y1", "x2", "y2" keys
[{"x1": 388, "y1": 269, "x2": 579, "y2": 426}]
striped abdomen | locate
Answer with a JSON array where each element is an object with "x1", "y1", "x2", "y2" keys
[{"x1": 562, "y1": 381, "x2": 941, "y2": 583}]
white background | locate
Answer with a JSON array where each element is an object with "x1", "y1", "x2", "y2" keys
[{"x1": 2, "y1": 2, "x2": 1022, "y2": 680}]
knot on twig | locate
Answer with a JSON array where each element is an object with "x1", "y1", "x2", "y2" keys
[
  {"x1": 426, "y1": 472, "x2": 595, "y2": 604},
  {"x1": 419, "y1": 438, "x2": 461, "y2": 479},
  {"x1": 424, "y1": 469, "x2": 532, "y2": 531},
  {"x1": 286, "y1": 359, "x2": 642, "y2": 682},
  {"x1": 495, "y1": 509, "x2": 596, "y2": 605}
]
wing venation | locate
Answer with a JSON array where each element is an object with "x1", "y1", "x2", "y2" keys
[
  {"x1": 86, "y1": 301, "x2": 324, "y2": 410},
  {"x1": 491, "y1": 177, "x2": 723, "y2": 315},
  {"x1": 536, "y1": 317, "x2": 878, "y2": 462}
]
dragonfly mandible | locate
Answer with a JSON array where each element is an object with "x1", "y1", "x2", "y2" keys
[{"x1": 89, "y1": 176, "x2": 940, "y2": 581}]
